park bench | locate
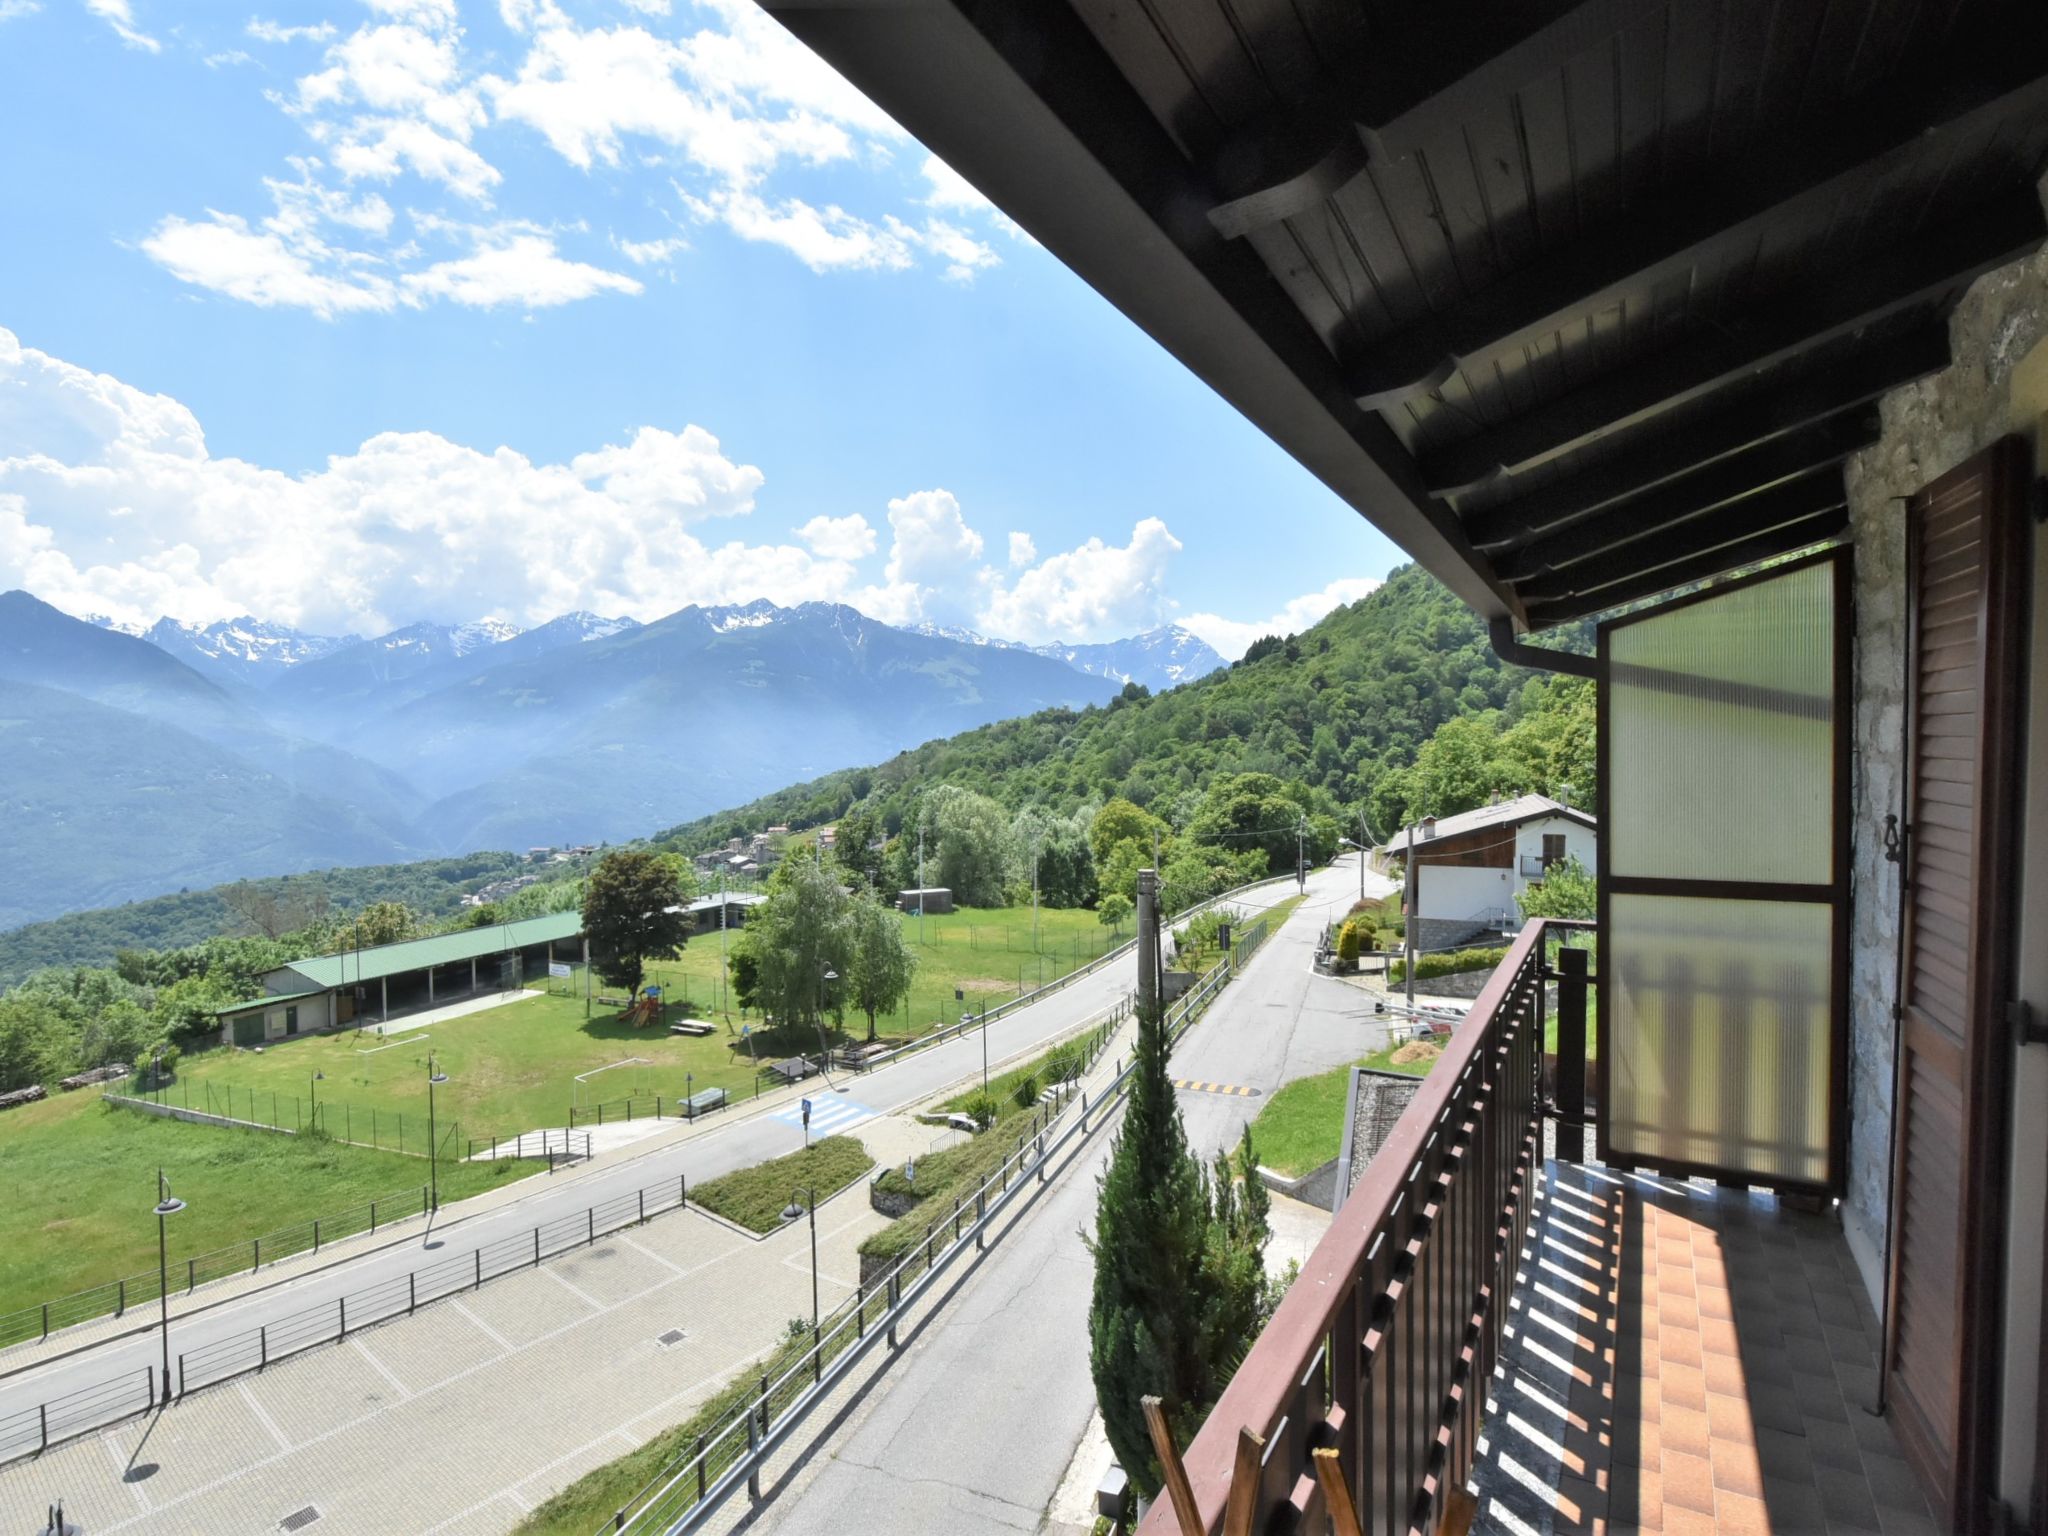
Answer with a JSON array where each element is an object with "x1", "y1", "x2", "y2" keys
[
  {"x1": 597, "y1": 995, "x2": 630, "y2": 1008},
  {"x1": 684, "y1": 1088, "x2": 728, "y2": 1117},
  {"x1": 668, "y1": 1020, "x2": 714, "y2": 1037}
]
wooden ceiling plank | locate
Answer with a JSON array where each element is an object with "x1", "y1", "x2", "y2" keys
[
  {"x1": 1462, "y1": 324, "x2": 1948, "y2": 545},
  {"x1": 1340, "y1": 59, "x2": 2048, "y2": 406},
  {"x1": 1525, "y1": 508, "x2": 1849, "y2": 626},
  {"x1": 1489, "y1": 412, "x2": 1878, "y2": 575},
  {"x1": 1420, "y1": 187, "x2": 2045, "y2": 495}
]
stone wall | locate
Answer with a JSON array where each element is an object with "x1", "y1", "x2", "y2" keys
[{"x1": 1840, "y1": 242, "x2": 2048, "y2": 1303}]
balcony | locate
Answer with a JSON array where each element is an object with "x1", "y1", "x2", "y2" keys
[
  {"x1": 1519, "y1": 854, "x2": 1551, "y2": 879},
  {"x1": 1136, "y1": 918, "x2": 1931, "y2": 1536}
]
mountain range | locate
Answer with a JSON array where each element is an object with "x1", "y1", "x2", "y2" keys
[{"x1": 5, "y1": 592, "x2": 1221, "y2": 928}]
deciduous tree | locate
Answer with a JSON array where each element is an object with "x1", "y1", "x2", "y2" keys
[
  {"x1": 581, "y1": 852, "x2": 690, "y2": 1002},
  {"x1": 842, "y1": 889, "x2": 916, "y2": 1041}
]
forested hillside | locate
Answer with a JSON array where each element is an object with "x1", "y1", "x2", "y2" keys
[{"x1": 660, "y1": 565, "x2": 1593, "y2": 851}]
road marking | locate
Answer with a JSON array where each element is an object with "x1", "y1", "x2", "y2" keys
[
  {"x1": 616, "y1": 1231, "x2": 689, "y2": 1276},
  {"x1": 1172, "y1": 1079, "x2": 1262, "y2": 1097},
  {"x1": 769, "y1": 1092, "x2": 875, "y2": 1137},
  {"x1": 350, "y1": 1336, "x2": 412, "y2": 1401},
  {"x1": 238, "y1": 1381, "x2": 293, "y2": 1453},
  {"x1": 540, "y1": 1265, "x2": 605, "y2": 1311},
  {"x1": 448, "y1": 1297, "x2": 514, "y2": 1352}
]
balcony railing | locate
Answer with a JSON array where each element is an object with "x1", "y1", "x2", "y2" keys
[{"x1": 1138, "y1": 917, "x2": 1572, "y2": 1536}]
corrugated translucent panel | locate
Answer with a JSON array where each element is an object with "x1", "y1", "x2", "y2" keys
[
  {"x1": 1607, "y1": 559, "x2": 1835, "y2": 884},
  {"x1": 1606, "y1": 894, "x2": 1833, "y2": 1185}
]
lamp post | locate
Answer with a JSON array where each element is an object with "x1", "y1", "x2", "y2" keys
[
  {"x1": 1340, "y1": 838, "x2": 1367, "y2": 906},
  {"x1": 781, "y1": 1186, "x2": 818, "y2": 1335},
  {"x1": 153, "y1": 1168, "x2": 185, "y2": 1404},
  {"x1": 427, "y1": 1054, "x2": 449, "y2": 1211},
  {"x1": 310, "y1": 1069, "x2": 324, "y2": 1135}
]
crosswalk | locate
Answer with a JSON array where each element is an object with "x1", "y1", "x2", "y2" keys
[
  {"x1": 769, "y1": 1092, "x2": 876, "y2": 1137},
  {"x1": 1173, "y1": 1078, "x2": 1262, "y2": 1098}
]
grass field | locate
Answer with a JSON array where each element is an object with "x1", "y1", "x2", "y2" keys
[
  {"x1": 1248, "y1": 1045, "x2": 1437, "y2": 1178},
  {"x1": 158, "y1": 904, "x2": 1134, "y2": 1144},
  {"x1": 688, "y1": 1136, "x2": 873, "y2": 1234},
  {"x1": 0, "y1": 1089, "x2": 539, "y2": 1319}
]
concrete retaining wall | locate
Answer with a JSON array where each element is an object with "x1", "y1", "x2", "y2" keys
[
  {"x1": 104, "y1": 1094, "x2": 292, "y2": 1137},
  {"x1": 1257, "y1": 1159, "x2": 1340, "y2": 1209}
]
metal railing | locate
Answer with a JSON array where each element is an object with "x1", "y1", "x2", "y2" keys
[
  {"x1": 603, "y1": 915, "x2": 1278, "y2": 1535},
  {"x1": 171, "y1": 1171, "x2": 700, "y2": 1399},
  {"x1": 0, "y1": 1183, "x2": 433, "y2": 1350},
  {"x1": 1136, "y1": 917, "x2": 1562, "y2": 1536},
  {"x1": 466, "y1": 1128, "x2": 594, "y2": 1162},
  {"x1": 0, "y1": 1369, "x2": 155, "y2": 1463}
]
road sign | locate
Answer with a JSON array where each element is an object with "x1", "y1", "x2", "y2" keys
[{"x1": 801, "y1": 1098, "x2": 812, "y2": 1123}]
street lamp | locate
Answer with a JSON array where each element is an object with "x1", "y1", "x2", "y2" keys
[
  {"x1": 310, "y1": 1069, "x2": 324, "y2": 1135},
  {"x1": 781, "y1": 1186, "x2": 819, "y2": 1335},
  {"x1": 427, "y1": 1054, "x2": 449, "y2": 1212},
  {"x1": 1339, "y1": 837, "x2": 1368, "y2": 905},
  {"x1": 153, "y1": 1167, "x2": 185, "y2": 1403}
]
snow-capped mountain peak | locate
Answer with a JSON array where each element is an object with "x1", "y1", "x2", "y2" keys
[
  {"x1": 136, "y1": 615, "x2": 358, "y2": 685},
  {"x1": 896, "y1": 620, "x2": 1225, "y2": 692},
  {"x1": 703, "y1": 598, "x2": 782, "y2": 633},
  {"x1": 450, "y1": 618, "x2": 523, "y2": 655}
]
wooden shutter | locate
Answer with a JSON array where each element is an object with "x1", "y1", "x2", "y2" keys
[{"x1": 1882, "y1": 436, "x2": 2029, "y2": 1532}]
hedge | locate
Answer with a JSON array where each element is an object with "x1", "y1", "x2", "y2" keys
[{"x1": 1387, "y1": 945, "x2": 1510, "y2": 987}]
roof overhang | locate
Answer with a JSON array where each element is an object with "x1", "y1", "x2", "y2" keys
[{"x1": 757, "y1": 0, "x2": 2048, "y2": 632}]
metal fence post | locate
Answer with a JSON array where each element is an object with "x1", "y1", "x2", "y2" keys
[
  {"x1": 38, "y1": 1402, "x2": 46, "y2": 1453},
  {"x1": 117, "y1": 1279, "x2": 124, "y2": 1317},
  {"x1": 260, "y1": 1324, "x2": 268, "y2": 1368},
  {"x1": 639, "y1": 1189, "x2": 646, "y2": 1224},
  {"x1": 746, "y1": 1413, "x2": 760, "y2": 1500},
  {"x1": 475, "y1": 1250, "x2": 483, "y2": 1289},
  {"x1": 696, "y1": 1434, "x2": 707, "y2": 1502},
  {"x1": 338, "y1": 1296, "x2": 346, "y2": 1340},
  {"x1": 534, "y1": 1228, "x2": 541, "y2": 1267},
  {"x1": 370, "y1": 1201, "x2": 377, "y2": 1235},
  {"x1": 314, "y1": 1219, "x2": 321, "y2": 1255},
  {"x1": 856, "y1": 1282, "x2": 864, "y2": 1339},
  {"x1": 41, "y1": 1302, "x2": 48, "y2": 1339},
  {"x1": 588, "y1": 1209, "x2": 595, "y2": 1245},
  {"x1": 410, "y1": 1273, "x2": 417, "y2": 1314}
]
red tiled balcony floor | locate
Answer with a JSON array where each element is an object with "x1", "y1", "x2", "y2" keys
[{"x1": 1470, "y1": 1162, "x2": 1936, "y2": 1535}]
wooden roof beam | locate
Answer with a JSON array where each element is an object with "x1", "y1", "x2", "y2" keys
[
  {"x1": 1490, "y1": 414, "x2": 1877, "y2": 581},
  {"x1": 1342, "y1": 59, "x2": 2048, "y2": 407},
  {"x1": 1512, "y1": 472, "x2": 1849, "y2": 604},
  {"x1": 1524, "y1": 508, "x2": 1849, "y2": 628},
  {"x1": 1461, "y1": 325, "x2": 1948, "y2": 549},
  {"x1": 1420, "y1": 189, "x2": 2046, "y2": 497}
]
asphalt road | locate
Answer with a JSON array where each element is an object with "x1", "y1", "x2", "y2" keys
[
  {"x1": 0, "y1": 878, "x2": 1299, "y2": 1428},
  {"x1": 740, "y1": 855, "x2": 1399, "y2": 1535}
]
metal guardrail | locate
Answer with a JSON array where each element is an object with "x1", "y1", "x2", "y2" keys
[
  {"x1": 0, "y1": 1368, "x2": 155, "y2": 1463},
  {"x1": 603, "y1": 912, "x2": 1280, "y2": 1535},
  {"x1": 0, "y1": 1183, "x2": 433, "y2": 1351},
  {"x1": 171, "y1": 1171, "x2": 698, "y2": 1398}
]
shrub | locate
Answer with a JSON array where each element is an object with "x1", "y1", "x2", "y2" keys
[
  {"x1": 1012, "y1": 1074, "x2": 1040, "y2": 1110},
  {"x1": 1334, "y1": 920, "x2": 1363, "y2": 964},
  {"x1": 1041, "y1": 1041, "x2": 1084, "y2": 1086},
  {"x1": 960, "y1": 1090, "x2": 1001, "y2": 1129},
  {"x1": 1387, "y1": 945, "x2": 1510, "y2": 986}
]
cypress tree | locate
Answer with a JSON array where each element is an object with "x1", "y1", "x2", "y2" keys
[{"x1": 1087, "y1": 1001, "x2": 1217, "y2": 1497}]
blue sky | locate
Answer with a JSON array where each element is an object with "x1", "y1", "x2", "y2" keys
[{"x1": 0, "y1": 0, "x2": 1401, "y2": 655}]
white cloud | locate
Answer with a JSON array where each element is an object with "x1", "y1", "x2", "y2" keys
[
  {"x1": 84, "y1": 0, "x2": 157, "y2": 51},
  {"x1": 205, "y1": 49, "x2": 255, "y2": 69},
  {"x1": 0, "y1": 327, "x2": 880, "y2": 636},
  {"x1": 140, "y1": 211, "x2": 399, "y2": 317},
  {"x1": 0, "y1": 1, "x2": 42, "y2": 21},
  {"x1": 979, "y1": 518, "x2": 1182, "y2": 645},
  {"x1": 1179, "y1": 577, "x2": 1384, "y2": 659},
  {"x1": 401, "y1": 228, "x2": 642, "y2": 308},
  {"x1": 799, "y1": 513, "x2": 876, "y2": 561},
  {"x1": 691, "y1": 187, "x2": 912, "y2": 274},
  {"x1": 247, "y1": 17, "x2": 335, "y2": 44},
  {"x1": 615, "y1": 233, "x2": 688, "y2": 264},
  {"x1": 1007, "y1": 531, "x2": 1035, "y2": 568},
  {"x1": 620, "y1": 0, "x2": 670, "y2": 13}
]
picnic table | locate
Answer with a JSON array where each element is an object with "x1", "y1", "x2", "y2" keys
[
  {"x1": 684, "y1": 1087, "x2": 728, "y2": 1117},
  {"x1": 762, "y1": 1056, "x2": 816, "y2": 1086},
  {"x1": 668, "y1": 1020, "x2": 715, "y2": 1036}
]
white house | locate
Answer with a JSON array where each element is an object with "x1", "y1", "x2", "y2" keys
[{"x1": 1381, "y1": 793, "x2": 1598, "y2": 948}]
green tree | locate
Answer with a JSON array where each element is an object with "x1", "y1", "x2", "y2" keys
[
  {"x1": 581, "y1": 851, "x2": 691, "y2": 1001},
  {"x1": 729, "y1": 948, "x2": 761, "y2": 1016},
  {"x1": 921, "y1": 785, "x2": 1016, "y2": 907},
  {"x1": 326, "y1": 901, "x2": 423, "y2": 955},
  {"x1": 736, "y1": 856, "x2": 850, "y2": 1030},
  {"x1": 1086, "y1": 1001, "x2": 1221, "y2": 1498},
  {"x1": 1187, "y1": 772, "x2": 1313, "y2": 875},
  {"x1": 1096, "y1": 890, "x2": 1132, "y2": 937},
  {"x1": 1516, "y1": 854, "x2": 1597, "y2": 921},
  {"x1": 833, "y1": 803, "x2": 887, "y2": 891},
  {"x1": 0, "y1": 993, "x2": 71, "y2": 1092},
  {"x1": 842, "y1": 889, "x2": 917, "y2": 1040},
  {"x1": 1089, "y1": 797, "x2": 1165, "y2": 869}
]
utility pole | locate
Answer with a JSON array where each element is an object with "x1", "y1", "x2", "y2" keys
[
  {"x1": 1136, "y1": 868, "x2": 1160, "y2": 1015},
  {"x1": 1297, "y1": 815, "x2": 1308, "y2": 894},
  {"x1": 1031, "y1": 833, "x2": 1040, "y2": 956},
  {"x1": 1357, "y1": 810, "x2": 1369, "y2": 905},
  {"x1": 917, "y1": 824, "x2": 926, "y2": 946},
  {"x1": 718, "y1": 867, "x2": 729, "y2": 1017},
  {"x1": 1404, "y1": 819, "x2": 1418, "y2": 1011}
]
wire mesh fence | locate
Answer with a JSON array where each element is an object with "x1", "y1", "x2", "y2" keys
[
  {"x1": 0, "y1": 1368, "x2": 156, "y2": 1465},
  {"x1": 105, "y1": 1074, "x2": 459, "y2": 1161},
  {"x1": 0, "y1": 1183, "x2": 434, "y2": 1350}
]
